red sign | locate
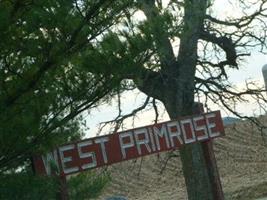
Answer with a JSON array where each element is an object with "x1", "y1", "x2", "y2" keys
[{"x1": 33, "y1": 111, "x2": 224, "y2": 176}]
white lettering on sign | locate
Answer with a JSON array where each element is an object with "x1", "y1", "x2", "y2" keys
[
  {"x1": 193, "y1": 116, "x2": 209, "y2": 141},
  {"x1": 95, "y1": 137, "x2": 109, "y2": 164},
  {"x1": 153, "y1": 125, "x2": 170, "y2": 150},
  {"x1": 59, "y1": 144, "x2": 79, "y2": 174},
  {"x1": 34, "y1": 111, "x2": 224, "y2": 176},
  {"x1": 119, "y1": 131, "x2": 135, "y2": 159},
  {"x1": 180, "y1": 119, "x2": 196, "y2": 144},
  {"x1": 77, "y1": 141, "x2": 97, "y2": 170},
  {"x1": 148, "y1": 127, "x2": 156, "y2": 152},
  {"x1": 206, "y1": 113, "x2": 220, "y2": 138},
  {"x1": 134, "y1": 128, "x2": 152, "y2": 155},
  {"x1": 42, "y1": 150, "x2": 59, "y2": 175},
  {"x1": 167, "y1": 121, "x2": 184, "y2": 147}
]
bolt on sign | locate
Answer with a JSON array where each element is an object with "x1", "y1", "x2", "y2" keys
[{"x1": 33, "y1": 111, "x2": 224, "y2": 176}]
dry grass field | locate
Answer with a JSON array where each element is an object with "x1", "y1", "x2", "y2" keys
[{"x1": 95, "y1": 117, "x2": 267, "y2": 200}]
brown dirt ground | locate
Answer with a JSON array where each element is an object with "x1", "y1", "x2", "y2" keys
[{"x1": 95, "y1": 117, "x2": 267, "y2": 200}]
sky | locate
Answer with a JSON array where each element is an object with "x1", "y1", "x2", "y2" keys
[
  {"x1": 84, "y1": 0, "x2": 267, "y2": 138},
  {"x1": 84, "y1": 53, "x2": 266, "y2": 137}
]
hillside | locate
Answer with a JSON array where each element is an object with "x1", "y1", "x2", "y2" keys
[{"x1": 95, "y1": 117, "x2": 267, "y2": 200}]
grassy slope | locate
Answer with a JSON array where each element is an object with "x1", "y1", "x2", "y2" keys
[{"x1": 96, "y1": 117, "x2": 267, "y2": 200}]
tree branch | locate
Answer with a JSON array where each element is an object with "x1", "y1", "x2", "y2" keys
[{"x1": 199, "y1": 31, "x2": 238, "y2": 67}]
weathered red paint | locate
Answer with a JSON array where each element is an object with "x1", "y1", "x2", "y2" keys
[{"x1": 33, "y1": 111, "x2": 224, "y2": 176}]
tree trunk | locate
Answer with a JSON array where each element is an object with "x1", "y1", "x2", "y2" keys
[
  {"x1": 180, "y1": 144, "x2": 213, "y2": 200},
  {"x1": 164, "y1": 1, "x2": 214, "y2": 198},
  {"x1": 164, "y1": 96, "x2": 213, "y2": 200},
  {"x1": 137, "y1": 0, "x2": 216, "y2": 199}
]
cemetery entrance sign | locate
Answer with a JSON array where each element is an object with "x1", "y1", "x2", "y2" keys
[{"x1": 33, "y1": 111, "x2": 224, "y2": 176}]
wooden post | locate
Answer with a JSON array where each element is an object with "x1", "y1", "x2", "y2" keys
[
  {"x1": 193, "y1": 103, "x2": 224, "y2": 200},
  {"x1": 59, "y1": 175, "x2": 69, "y2": 200},
  {"x1": 202, "y1": 140, "x2": 224, "y2": 200},
  {"x1": 31, "y1": 156, "x2": 69, "y2": 200}
]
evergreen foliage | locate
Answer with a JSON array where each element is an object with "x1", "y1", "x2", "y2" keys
[{"x1": 0, "y1": 0, "x2": 125, "y2": 199}]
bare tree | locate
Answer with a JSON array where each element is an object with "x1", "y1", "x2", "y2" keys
[{"x1": 84, "y1": 0, "x2": 267, "y2": 199}]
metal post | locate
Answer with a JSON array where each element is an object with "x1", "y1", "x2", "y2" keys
[{"x1": 193, "y1": 103, "x2": 224, "y2": 200}]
